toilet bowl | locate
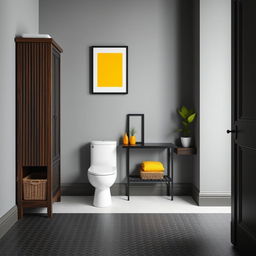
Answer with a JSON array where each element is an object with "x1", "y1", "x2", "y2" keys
[
  {"x1": 87, "y1": 141, "x2": 117, "y2": 207},
  {"x1": 88, "y1": 166, "x2": 116, "y2": 207}
]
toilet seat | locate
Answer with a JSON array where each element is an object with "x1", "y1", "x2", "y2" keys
[{"x1": 88, "y1": 165, "x2": 116, "y2": 176}]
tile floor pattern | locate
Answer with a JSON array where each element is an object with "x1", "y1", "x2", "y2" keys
[
  {"x1": 27, "y1": 196, "x2": 231, "y2": 214},
  {"x1": 0, "y1": 214, "x2": 239, "y2": 256}
]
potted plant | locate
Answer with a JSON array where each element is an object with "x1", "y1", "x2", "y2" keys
[
  {"x1": 129, "y1": 128, "x2": 136, "y2": 145},
  {"x1": 177, "y1": 106, "x2": 196, "y2": 147}
]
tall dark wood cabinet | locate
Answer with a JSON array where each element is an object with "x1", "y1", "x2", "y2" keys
[{"x1": 16, "y1": 38, "x2": 63, "y2": 218}]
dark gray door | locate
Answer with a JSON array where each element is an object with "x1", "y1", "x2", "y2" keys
[{"x1": 231, "y1": 0, "x2": 256, "y2": 253}]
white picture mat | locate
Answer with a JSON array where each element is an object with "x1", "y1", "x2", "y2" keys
[{"x1": 93, "y1": 47, "x2": 127, "y2": 93}]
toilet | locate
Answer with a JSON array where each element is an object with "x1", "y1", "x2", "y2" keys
[{"x1": 88, "y1": 141, "x2": 117, "y2": 207}]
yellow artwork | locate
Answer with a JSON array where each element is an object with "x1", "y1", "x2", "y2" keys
[
  {"x1": 92, "y1": 46, "x2": 127, "y2": 94},
  {"x1": 97, "y1": 53, "x2": 123, "y2": 87}
]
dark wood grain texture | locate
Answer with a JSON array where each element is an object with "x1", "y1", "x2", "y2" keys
[
  {"x1": 174, "y1": 147, "x2": 196, "y2": 155},
  {"x1": 16, "y1": 38, "x2": 62, "y2": 218}
]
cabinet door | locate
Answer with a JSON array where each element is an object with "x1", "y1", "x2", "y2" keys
[
  {"x1": 52, "y1": 49, "x2": 60, "y2": 161},
  {"x1": 52, "y1": 160, "x2": 60, "y2": 195}
]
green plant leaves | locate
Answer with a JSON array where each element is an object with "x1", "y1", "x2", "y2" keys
[
  {"x1": 178, "y1": 106, "x2": 189, "y2": 119},
  {"x1": 178, "y1": 110, "x2": 186, "y2": 119},
  {"x1": 181, "y1": 106, "x2": 189, "y2": 117},
  {"x1": 187, "y1": 113, "x2": 196, "y2": 123},
  {"x1": 176, "y1": 106, "x2": 196, "y2": 136},
  {"x1": 130, "y1": 128, "x2": 136, "y2": 136}
]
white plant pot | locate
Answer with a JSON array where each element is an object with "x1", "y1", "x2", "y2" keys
[{"x1": 181, "y1": 137, "x2": 192, "y2": 148}]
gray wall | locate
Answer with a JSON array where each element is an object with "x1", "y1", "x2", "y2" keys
[
  {"x1": 39, "y1": 0, "x2": 197, "y2": 187},
  {"x1": 0, "y1": 0, "x2": 38, "y2": 218},
  {"x1": 199, "y1": 0, "x2": 231, "y2": 197}
]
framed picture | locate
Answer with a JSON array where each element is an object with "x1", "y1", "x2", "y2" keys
[
  {"x1": 91, "y1": 46, "x2": 128, "y2": 94},
  {"x1": 127, "y1": 114, "x2": 145, "y2": 144}
]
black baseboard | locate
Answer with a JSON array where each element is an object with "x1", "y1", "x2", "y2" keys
[
  {"x1": 0, "y1": 206, "x2": 17, "y2": 239},
  {"x1": 192, "y1": 185, "x2": 231, "y2": 206},
  {"x1": 61, "y1": 183, "x2": 192, "y2": 196},
  {"x1": 192, "y1": 185, "x2": 199, "y2": 205}
]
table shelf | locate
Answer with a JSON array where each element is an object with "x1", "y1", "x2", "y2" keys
[
  {"x1": 119, "y1": 142, "x2": 176, "y2": 201},
  {"x1": 121, "y1": 143, "x2": 176, "y2": 149},
  {"x1": 129, "y1": 175, "x2": 172, "y2": 183}
]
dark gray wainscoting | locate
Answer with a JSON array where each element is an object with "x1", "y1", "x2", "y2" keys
[
  {"x1": 61, "y1": 183, "x2": 192, "y2": 196},
  {"x1": 192, "y1": 185, "x2": 231, "y2": 206}
]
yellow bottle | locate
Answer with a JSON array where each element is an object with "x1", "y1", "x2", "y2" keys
[
  {"x1": 123, "y1": 133, "x2": 129, "y2": 145},
  {"x1": 129, "y1": 135, "x2": 136, "y2": 145}
]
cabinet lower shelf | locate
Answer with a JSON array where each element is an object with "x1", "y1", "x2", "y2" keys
[
  {"x1": 20, "y1": 189, "x2": 61, "y2": 208},
  {"x1": 129, "y1": 175, "x2": 172, "y2": 183}
]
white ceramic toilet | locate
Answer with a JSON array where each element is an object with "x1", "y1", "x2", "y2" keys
[{"x1": 88, "y1": 141, "x2": 117, "y2": 207}]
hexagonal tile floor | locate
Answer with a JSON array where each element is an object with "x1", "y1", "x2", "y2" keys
[{"x1": 0, "y1": 214, "x2": 239, "y2": 256}]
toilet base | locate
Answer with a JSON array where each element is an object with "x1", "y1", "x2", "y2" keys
[{"x1": 93, "y1": 188, "x2": 112, "y2": 207}]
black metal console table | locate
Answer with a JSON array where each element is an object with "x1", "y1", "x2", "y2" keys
[{"x1": 120, "y1": 143, "x2": 176, "y2": 201}]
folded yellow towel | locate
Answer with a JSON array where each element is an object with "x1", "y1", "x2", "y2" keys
[
  {"x1": 140, "y1": 168, "x2": 164, "y2": 173},
  {"x1": 141, "y1": 161, "x2": 164, "y2": 172}
]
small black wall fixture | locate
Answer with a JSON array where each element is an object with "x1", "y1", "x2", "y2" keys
[{"x1": 127, "y1": 114, "x2": 144, "y2": 144}]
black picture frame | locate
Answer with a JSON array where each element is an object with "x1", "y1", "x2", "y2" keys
[
  {"x1": 127, "y1": 114, "x2": 145, "y2": 144},
  {"x1": 91, "y1": 46, "x2": 128, "y2": 94}
]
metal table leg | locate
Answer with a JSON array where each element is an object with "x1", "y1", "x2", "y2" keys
[
  {"x1": 167, "y1": 148, "x2": 170, "y2": 196},
  {"x1": 171, "y1": 148, "x2": 174, "y2": 200},
  {"x1": 126, "y1": 148, "x2": 130, "y2": 201}
]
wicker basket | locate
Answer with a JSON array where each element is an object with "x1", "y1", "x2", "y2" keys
[
  {"x1": 140, "y1": 171, "x2": 164, "y2": 180},
  {"x1": 23, "y1": 173, "x2": 47, "y2": 200}
]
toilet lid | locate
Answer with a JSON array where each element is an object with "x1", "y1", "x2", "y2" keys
[{"x1": 88, "y1": 165, "x2": 116, "y2": 176}]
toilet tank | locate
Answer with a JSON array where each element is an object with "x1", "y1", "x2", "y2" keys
[{"x1": 90, "y1": 141, "x2": 117, "y2": 167}]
